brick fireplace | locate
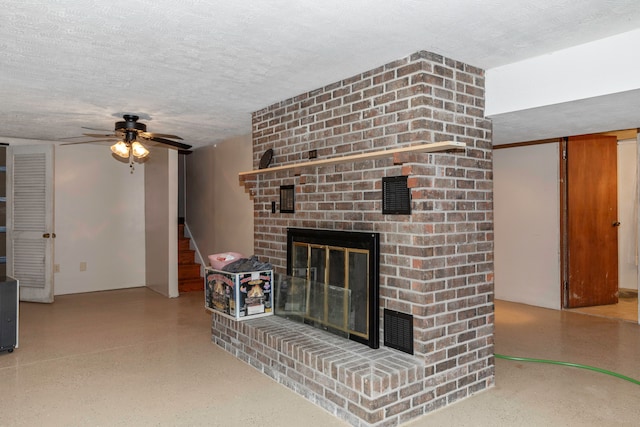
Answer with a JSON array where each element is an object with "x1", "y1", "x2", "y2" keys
[{"x1": 212, "y1": 50, "x2": 494, "y2": 426}]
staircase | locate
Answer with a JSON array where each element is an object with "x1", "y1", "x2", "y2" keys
[{"x1": 178, "y1": 223, "x2": 203, "y2": 293}]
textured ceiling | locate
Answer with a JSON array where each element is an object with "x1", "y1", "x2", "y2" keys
[{"x1": 2, "y1": 0, "x2": 640, "y2": 149}]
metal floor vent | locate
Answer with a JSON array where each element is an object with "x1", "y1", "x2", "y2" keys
[
  {"x1": 384, "y1": 309, "x2": 414, "y2": 354},
  {"x1": 382, "y1": 176, "x2": 411, "y2": 215}
]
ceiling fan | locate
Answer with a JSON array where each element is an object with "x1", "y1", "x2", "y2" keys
[{"x1": 62, "y1": 114, "x2": 192, "y2": 163}]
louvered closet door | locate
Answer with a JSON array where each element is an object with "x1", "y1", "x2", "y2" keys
[{"x1": 7, "y1": 145, "x2": 54, "y2": 303}]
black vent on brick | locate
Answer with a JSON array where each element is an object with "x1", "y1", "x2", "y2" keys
[
  {"x1": 382, "y1": 176, "x2": 411, "y2": 215},
  {"x1": 384, "y1": 309, "x2": 414, "y2": 354}
]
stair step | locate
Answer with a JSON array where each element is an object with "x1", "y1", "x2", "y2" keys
[
  {"x1": 177, "y1": 223, "x2": 202, "y2": 293},
  {"x1": 179, "y1": 277, "x2": 203, "y2": 293},
  {"x1": 178, "y1": 238, "x2": 190, "y2": 251},
  {"x1": 178, "y1": 249, "x2": 196, "y2": 264},
  {"x1": 179, "y1": 263, "x2": 201, "y2": 280}
]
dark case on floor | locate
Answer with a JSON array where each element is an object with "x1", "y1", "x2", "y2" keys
[{"x1": 0, "y1": 278, "x2": 18, "y2": 353}]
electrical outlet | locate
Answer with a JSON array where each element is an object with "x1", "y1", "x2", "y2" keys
[
  {"x1": 54, "y1": 264, "x2": 60, "y2": 273},
  {"x1": 80, "y1": 261, "x2": 87, "y2": 272}
]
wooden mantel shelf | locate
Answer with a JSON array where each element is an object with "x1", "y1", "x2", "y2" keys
[{"x1": 239, "y1": 141, "x2": 466, "y2": 178}]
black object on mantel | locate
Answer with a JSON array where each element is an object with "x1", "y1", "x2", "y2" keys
[
  {"x1": 222, "y1": 255, "x2": 273, "y2": 273},
  {"x1": 259, "y1": 148, "x2": 273, "y2": 169}
]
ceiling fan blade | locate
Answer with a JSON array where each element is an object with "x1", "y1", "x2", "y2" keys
[
  {"x1": 140, "y1": 131, "x2": 183, "y2": 140},
  {"x1": 59, "y1": 133, "x2": 116, "y2": 142},
  {"x1": 60, "y1": 139, "x2": 116, "y2": 146},
  {"x1": 83, "y1": 133, "x2": 118, "y2": 139},
  {"x1": 58, "y1": 135, "x2": 93, "y2": 140},
  {"x1": 60, "y1": 140, "x2": 93, "y2": 146},
  {"x1": 145, "y1": 136, "x2": 192, "y2": 151},
  {"x1": 82, "y1": 126, "x2": 112, "y2": 132}
]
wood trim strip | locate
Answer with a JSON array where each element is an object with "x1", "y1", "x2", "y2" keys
[
  {"x1": 494, "y1": 138, "x2": 561, "y2": 150},
  {"x1": 600, "y1": 129, "x2": 638, "y2": 140},
  {"x1": 495, "y1": 129, "x2": 638, "y2": 150}
]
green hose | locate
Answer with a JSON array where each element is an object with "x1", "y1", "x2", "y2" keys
[{"x1": 494, "y1": 353, "x2": 640, "y2": 386}]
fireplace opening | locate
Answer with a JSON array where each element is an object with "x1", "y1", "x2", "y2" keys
[{"x1": 278, "y1": 228, "x2": 380, "y2": 348}]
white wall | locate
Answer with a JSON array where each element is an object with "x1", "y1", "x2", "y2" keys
[
  {"x1": 486, "y1": 29, "x2": 640, "y2": 116},
  {"x1": 494, "y1": 143, "x2": 561, "y2": 309},
  {"x1": 145, "y1": 147, "x2": 178, "y2": 298},
  {"x1": 186, "y1": 135, "x2": 254, "y2": 262},
  {"x1": 54, "y1": 145, "x2": 146, "y2": 295},
  {"x1": 618, "y1": 139, "x2": 638, "y2": 291}
]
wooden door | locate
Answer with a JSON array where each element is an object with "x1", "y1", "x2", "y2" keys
[{"x1": 565, "y1": 134, "x2": 619, "y2": 308}]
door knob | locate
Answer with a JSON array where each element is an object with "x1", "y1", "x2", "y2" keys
[
  {"x1": 612, "y1": 221, "x2": 621, "y2": 227},
  {"x1": 43, "y1": 233, "x2": 50, "y2": 238}
]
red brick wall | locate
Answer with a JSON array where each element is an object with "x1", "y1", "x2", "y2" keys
[{"x1": 246, "y1": 50, "x2": 493, "y2": 403}]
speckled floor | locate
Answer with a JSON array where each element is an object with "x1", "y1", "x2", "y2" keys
[
  {"x1": 568, "y1": 290, "x2": 638, "y2": 323},
  {"x1": 1, "y1": 288, "x2": 639, "y2": 426}
]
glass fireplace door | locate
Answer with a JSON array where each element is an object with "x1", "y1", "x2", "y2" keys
[
  {"x1": 290, "y1": 242, "x2": 369, "y2": 340},
  {"x1": 284, "y1": 228, "x2": 380, "y2": 348}
]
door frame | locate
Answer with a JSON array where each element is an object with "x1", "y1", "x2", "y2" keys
[
  {"x1": 636, "y1": 131, "x2": 640, "y2": 325},
  {"x1": 560, "y1": 138, "x2": 568, "y2": 307}
]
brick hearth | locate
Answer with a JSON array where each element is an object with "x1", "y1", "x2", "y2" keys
[{"x1": 212, "y1": 311, "x2": 428, "y2": 426}]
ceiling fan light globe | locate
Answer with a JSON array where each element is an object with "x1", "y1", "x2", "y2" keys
[
  {"x1": 111, "y1": 141, "x2": 130, "y2": 158},
  {"x1": 131, "y1": 141, "x2": 150, "y2": 158}
]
